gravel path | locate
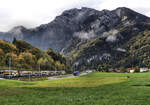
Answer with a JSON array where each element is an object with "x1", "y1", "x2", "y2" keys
[{"x1": 48, "y1": 72, "x2": 89, "y2": 80}]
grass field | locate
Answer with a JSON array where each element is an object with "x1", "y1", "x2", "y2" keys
[{"x1": 1, "y1": 72, "x2": 150, "y2": 105}]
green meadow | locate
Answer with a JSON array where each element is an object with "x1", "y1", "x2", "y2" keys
[{"x1": 1, "y1": 72, "x2": 150, "y2": 105}]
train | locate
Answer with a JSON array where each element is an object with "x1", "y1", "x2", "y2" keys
[
  {"x1": 0, "y1": 70, "x2": 19, "y2": 78},
  {"x1": 0, "y1": 70, "x2": 66, "y2": 79}
]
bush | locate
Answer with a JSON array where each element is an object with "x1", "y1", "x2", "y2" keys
[{"x1": 134, "y1": 66, "x2": 140, "y2": 72}]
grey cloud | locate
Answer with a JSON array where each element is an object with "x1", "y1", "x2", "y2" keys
[{"x1": 133, "y1": 7, "x2": 150, "y2": 17}]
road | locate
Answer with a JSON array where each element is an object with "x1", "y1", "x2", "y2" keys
[{"x1": 48, "y1": 72, "x2": 90, "y2": 80}]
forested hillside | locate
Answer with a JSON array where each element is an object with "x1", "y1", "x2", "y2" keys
[
  {"x1": 67, "y1": 23, "x2": 150, "y2": 71},
  {"x1": 0, "y1": 39, "x2": 70, "y2": 72}
]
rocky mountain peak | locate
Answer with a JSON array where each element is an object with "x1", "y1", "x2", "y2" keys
[
  {"x1": 113, "y1": 7, "x2": 150, "y2": 23},
  {"x1": 7, "y1": 26, "x2": 27, "y2": 40},
  {"x1": 9, "y1": 26, "x2": 26, "y2": 34}
]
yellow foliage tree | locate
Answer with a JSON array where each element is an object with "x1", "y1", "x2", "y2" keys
[
  {"x1": 0, "y1": 49, "x2": 5, "y2": 66},
  {"x1": 0, "y1": 40, "x2": 17, "y2": 53},
  {"x1": 5, "y1": 53, "x2": 18, "y2": 67},
  {"x1": 19, "y1": 52, "x2": 36, "y2": 64}
]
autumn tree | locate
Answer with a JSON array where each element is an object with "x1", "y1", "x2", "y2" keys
[
  {"x1": 18, "y1": 52, "x2": 36, "y2": 69},
  {"x1": 0, "y1": 49, "x2": 5, "y2": 66},
  {"x1": 5, "y1": 53, "x2": 18, "y2": 68}
]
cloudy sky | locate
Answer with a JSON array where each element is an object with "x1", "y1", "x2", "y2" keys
[{"x1": 0, "y1": 0, "x2": 150, "y2": 32}]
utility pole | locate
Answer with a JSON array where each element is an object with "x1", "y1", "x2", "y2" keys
[
  {"x1": 9, "y1": 57, "x2": 11, "y2": 79},
  {"x1": 29, "y1": 72, "x2": 31, "y2": 81},
  {"x1": 132, "y1": 52, "x2": 134, "y2": 69},
  {"x1": 54, "y1": 63, "x2": 57, "y2": 76},
  {"x1": 39, "y1": 63, "x2": 40, "y2": 77}
]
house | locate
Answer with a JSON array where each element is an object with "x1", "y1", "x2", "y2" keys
[
  {"x1": 140, "y1": 68, "x2": 150, "y2": 72},
  {"x1": 129, "y1": 69, "x2": 135, "y2": 73},
  {"x1": 128, "y1": 68, "x2": 135, "y2": 73}
]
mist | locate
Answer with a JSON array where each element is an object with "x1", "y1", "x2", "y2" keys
[{"x1": 74, "y1": 30, "x2": 95, "y2": 40}]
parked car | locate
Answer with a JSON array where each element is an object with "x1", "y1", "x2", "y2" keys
[
  {"x1": 73, "y1": 71, "x2": 80, "y2": 76},
  {"x1": 86, "y1": 70, "x2": 93, "y2": 73}
]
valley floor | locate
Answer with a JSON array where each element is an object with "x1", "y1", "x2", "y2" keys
[{"x1": 1, "y1": 72, "x2": 150, "y2": 105}]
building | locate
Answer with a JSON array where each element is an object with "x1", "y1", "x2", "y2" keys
[
  {"x1": 140, "y1": 68, "x2": 150, "y2": 72},
  {"x1": 127, "y1": 68, "x2": 135, "y2": 73}
]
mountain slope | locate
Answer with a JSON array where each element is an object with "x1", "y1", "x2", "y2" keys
[
  {"x1": 0, "y1": 7, "x2": 150, "y2": 71},
  {"x1": 68, "y1": 23, "x2": 150, "y2": 70},
  {"x1": 1, "y1": 7, "x2": 149, "y2": 52}
]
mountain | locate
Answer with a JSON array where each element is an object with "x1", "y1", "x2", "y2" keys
[
  {"x1": 68, "y1": 23, "x2": 150, "y2": 71},
  {"x1": 1, "y1": 7, "x2": 148, "y2": 51},
  {"x1": 0, "y1": 7, "x2": 150, "y2": 71},
  {"x1": 61, "y1": 7, "x2": 150, "y2": 71}
]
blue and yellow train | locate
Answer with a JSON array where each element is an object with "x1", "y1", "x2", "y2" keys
[
  {"x1": 0, "y1": 70, "x2": 66, "y2": 79},
  {"x1": 0, "y1": 70, "x2": 19, "y2": 78}
]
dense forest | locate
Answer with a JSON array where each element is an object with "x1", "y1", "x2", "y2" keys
[{"x1": 0, "y1": 38, "x2": 70, "y2": 72}]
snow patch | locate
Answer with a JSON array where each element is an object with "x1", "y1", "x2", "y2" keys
[{"x1": 116, "y1": 48, "x2": 126, "y2": 52}]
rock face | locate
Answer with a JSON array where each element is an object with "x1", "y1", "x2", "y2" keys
[
  {"x1": 1, "y1": 7, "x2": 149, "y2": 52},
  {"x1": 0, "y1": 7, "x2": 150, "y2": 71}
]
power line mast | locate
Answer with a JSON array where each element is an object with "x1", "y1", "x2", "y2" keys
[
  {"x1": 9, "y1": 57, "x2": 11, "y2": 79},
  {"x1": 39, "y1": 63, "x2": 40, "y2": 77}
]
